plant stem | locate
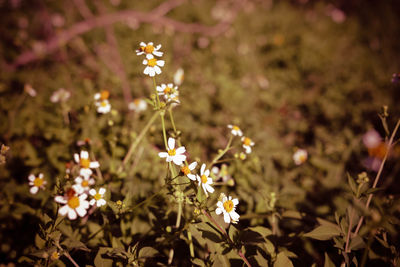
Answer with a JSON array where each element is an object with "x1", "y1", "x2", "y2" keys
[
  {"x1": 201, "y1": 209, "x2": 251, "y2": 267},
  {"x1": 118, "y1": 111, "x2": 159, "y2": 173},
  {"x1": 344, "y1": 207, "x2": 355, "y2": 253},
  {"x1": 353, "y1": 119, "x2": 400, "y2": 236},
  {"x1": 210, "y1": 135, "x2": 233, "y2": 166}
]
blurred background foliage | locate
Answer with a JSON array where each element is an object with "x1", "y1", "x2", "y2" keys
[{"x1": 1, "y1": 0, "x2": 400, "y2": 266}]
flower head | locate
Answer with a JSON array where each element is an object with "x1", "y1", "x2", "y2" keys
[
  {"x1": 174, "y1": 68, "x2": 184, "y2": 85},
  {"x1": 142, "y1": 54, "x2": 165, "y2": 77},
  {"x1": 28, "y1": 173, "x2": 47, "y2": 194},
  {"x1": 136, "y1": 42, "x2": 163, "y2": 57},
  {"x1": 215, "y1": 194, "x2": 239, "y2": 224},
  {"x1": 55, "y1": 189, "x2": 89, "y2": 220},
  {"x1": 156, "y1": 83, "x2": 179, "y2": 102},
  {"x1": 158, "y1": 137, "x2": 186, "y2": 166},
  {"x1": 180, "y1": 161, "x2": 197, "y2": 181},
  {"x1": 74, "y1": 150, "x2": 100, "y2": 177},
  {"x1": 241, "y1": 136, "x2": 255, "y2": 154},
  {"x1": 50, "y1": 88, "x2": 71, "y2": 103},
  {"x1": 74, "y1": 176, "x2": 95, "y2": 194},
  {"x1": 128, "y1": 98, "x2": 148, "y2": 112},
  {"x1": 293, "y1": 148, "x2": 308, "y2": 165},
  {"x1": 196, "y1": 164, "x2": 214, "y2": 197},
  {"x1": 228, "y1": 124, "x2": 243, "y2": 137},
  {"x1": 89, "y1": 188, "x2": 107, "y2": 207}
]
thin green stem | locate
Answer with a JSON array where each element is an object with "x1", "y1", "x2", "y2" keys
[
  {"x1": 210, "y1": 135, "x2": 233, "y2": 166},
  {"x1": 169, "y1": 108, "x2": 177, "y2": 134},
  {"x1": 153, "y1": 76, "x2": 161, "y2": 109},
  {"x1": 118, "y1": 111, "x2": 160, "y2": 173}
]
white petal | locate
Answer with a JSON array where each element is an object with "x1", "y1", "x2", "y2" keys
[
  {"x1": 156, "y1": 86, "x2": 163, "y2": 92},
  {"x1": 59, "y1": 205, "x2": 69, "y2": 216},
  {"x1": 223, "y1": 212, "x2": 231, "y2": 224},
  {"x1": 175, "y1": 146, "x2": 186, "y2": 154},
  {"x1": 200, "y1": 164, "x2": 206, "y2": 175},
  {"x1": 157, "y1": 60, "x2": 165, "y2": 67},
  {"x1": 168, "y1": 138, "x2": 175, "y2": 149},
  {"x1": 206, "y1": 184, "x2": 214, "y2": 193},
  {"x1": 216, "y1": 201, "x2": 224, "y2": 209},
  {"x1": 89, "y1": 161, "x2": 100, "y2": 168},
  {"x1": 68, "y1": 209, "x2": 77, "y2": 220},
  {"x1": 74, "y1": 153, "x2": 80, "y2": 163},
  {"x1": 75, "y1": 177, "x2": 82, "y2": 183},
  {"x1": 230, "y1": 211, "x2": 240, "y2": 221},
  {"x1": 80, "y1": 168, "x2": 92, "y2": 177},
  {"x1": 81, "y1": 151, "x2": 89, "y2": 159},
  {"x1": 97, "y1": 199, "x2": 106, "y2": 207},
  {"x1": 204, "y1": 169, "x2": 210, "y2": 176},
  {"x1": 89, "y1": 199, "x2": 96, "y2": 206},
  {"x1": 79, "y1": 193, "x2": 88, "y2": 200},
  {"x1": 28, "y1": 174, "x2": 35, "y2": 181},
  {"x1": 55, "y1": 196, "x2": 67, "y2": 204},
  {"x1": 142, "y1": 59, "x2": 148, "y2": 65},
  {"x1": 148, "y1": 68, "x2": 155, "y2": 77},
  {"x1": 94, "y1": 93, "x2": 100, "y2": 100},
  {"x1": 153, "y1": 51, "x2": 163, "y2": 57},
  {"x1": 76, "y1": 206, "x2": 87, "y2": 217},
  {"x1": 89, "y1": 189, "x2": 96, "y2": 196},
  {"x1": 39, "y1": 173, "x2": 44, "y2": 178},
  {"x1": 30, "y1": 186, "x2": 38, "y2": 194},
  {"x1": 215, "y1": 208, "x2": 222, "y2": 215},
  {"x1": 232, "y1": 198, "x2": 239, "y2": 205},
  {"x1": 154, "y1": 66, "x2": 162, "y2": 75},
  {"x1": 187, "y1": 174, "x2": 196, "y2": 181},
  {"x1": 99, "y1": 188, "x2": 106, "y2": 195},
  {"x1": 158, "y1": 152, "x2": 168, "y2": 158},
  {"x1": 140, "y1": 41, "x2": 146, "y2": 46},
  {"x1": 81, "y1": 200, "x2": 90, "y2": 209},
  {"x1": 189, "y1": 162, "x2": 197, "y2": 170},
  {"x1": 172, "y1": 157, "x2": 185, "y2": 166}
]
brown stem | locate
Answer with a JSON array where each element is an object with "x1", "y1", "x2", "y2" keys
[
  {"x1": 353, "y1": 119, "x2": 400, "y2": 236},
  {"x1": 202, "y1": 210, "x2": 251, "y2": 267}
]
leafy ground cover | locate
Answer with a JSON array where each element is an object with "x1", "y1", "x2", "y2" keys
[{"x1": 1, "y1": 0, "x2": 400, "y2": 266}]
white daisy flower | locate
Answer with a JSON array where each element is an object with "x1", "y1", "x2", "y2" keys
[
  {"x1": 215, "y1": 194, "x2": 240, "y2": 224},
  {"x1": 158, "y1": 137, "x2": 186, "y2": 166},
  {"x1": 128, "y1": 98, "x2": 148, "y2": 112},
  {"x1": 241, "y1": 136, "x2": 255, "y2": 154},
  {"x1": 196, "y1": 164, "x2": 214, "y2": 197},
  {"x1": 28, "y1": 173, "x2": 47, "y2": 194},
  {"x1": 174, "y1": 68, "x2": 184, "y2": 85},
  {"x1": 156, "y1": 83, "x2": 179, "y2": 101},
  {"x1": 142, "y1": 54, "x2": 165, "y2": 77},
  {"x1": 180, "y1": 161, "x2": 197, "y2": 181},
  {"x1": 73, "y1": 176, "x2": 95, "y2": 194},
  {"x1": 227, "y1": 124, "x2": 243, "y2": 137},
  {"x1": 95, "y1": 99, "x2": 111, "y2": 114},
  {"x1": 74, "y1": 150, "x2": 100, "y2": 177},
  {"x1": 50, "y1": 88, "x2": 71, "y2": 103},
  {"x1": 136, "y1": 42, "x2": 163, "y2": 57},
  {"x1": 293, "y1": 148, "x2": 308, "y2": 165},
  {"x1": 89, "y1": 188, "x2": 107, "y2": 207},
  {"x1": 55, "y1": 189, "x2": 90, "y2": 220}
]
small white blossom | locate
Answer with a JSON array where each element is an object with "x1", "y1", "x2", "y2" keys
[
  {"x1": 174, "y1": 68, "x2": 184, "y2": 85},
  {"x1": 156, "y1": 83, "x2": 179, "y2": 102},
  {"x1": 362, "y1": 130, "x2": 381, "y2": 149},
  {"x1": 293, "y1": 148, "x2": 308, "y2": 165},
  {"x1": 196, "y1": 164, "x2": 214, "y2": 197},
  {"x1": 89, "y1": 188, "x2": 107, "y2": 207},
  {"x1": 142, "y1": 54, "x2": 165, "y2": 77},
  {"x1": 74, "y1": 150, "x2": 100, "y2": 177},
  {"x1": 227, "y1": 124, "x2": 243, "y2": 137},
  {"x1": 215, "y1": 194, "x2": 240, "y2": 224},
  {"x1": 73, "y1": 176, "x2": 95, "y2": 194},
  {"x1": 95, "y1": 99, "x2": 111, "y2": 114},
  {"x1": 50, "y1": 88, "x2": 71, "y2": 103},
  {"x1": 158, "y1": 137, "x2": 186, "y2": 166},
  {"x1": 180, "y1": 161, "x2": 197, "y2": 181},
  {"x1": 55, "y1": 189, "x2": 90, "y2": 220},
  {"x1": 241, "y1": 136, "x2": 255, "y2": 154},
  {"x1": 136, "y1": 42, "x2": 163, "y2": 57},
  {"x1": 128, "y1": 98, "x2": 148, "y2": 112},
  {"x1": 28, "y1": 173, "x2": 46, "y2": 194}
]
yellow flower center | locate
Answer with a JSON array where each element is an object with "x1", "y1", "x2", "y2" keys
[
  {"x1": 168, "y1": 149, "x2": 176, "y2": 156},
  {"x1": 147, "y1": 58, "x2": 157, "y2": 67},
  {"x1": 94, "y1": 193, "x2": 102, "y2": 201},
  {"x1": 181, "y1": 165, "x2": 190, "y2": 175},
  {"x1": 243, "y1": 137, "x2": 252, "y2": 146},
  {"x1": 223, "y1": 200, "x2": 234, "y2": 213},
  {"x1": 144, "y1": 44, "x2": 154, "y2": 54},
  {"x1": 201, "y1": 174, "x2": 208, "y2": 184},
  {"x1": 298, "y1": 154, "x2": 307, "y2": 163},
  {"x1": 67, "y1": 196, "x2": 80, "y2": 209},
  {"x1": 51, "y1": 251, "x2": 59, "y2": 260},
  {"x1": 80, "y1": 158, "x2": 90, "y2": 169},
  {"x1": 133, "y1": 98, "x2": 141, "y2": 105},
  {"x1": 100, "y1": 101, "x2": 108, "y2": 107},
  {"x1": 164, "y1": 87, "x2": 171, "y2": 94},
  {"x1": 116, "y1": 200, "x2": 122, "y2": 206},
  {"x1": 81, "y1": 180, "x2": 89, "y2": 187},
  {"x1": 33, "y1": 177, "x2": 43, "y2": 187},
  {"x1": 233, "y1": 125, "x2": 240, "y2": 131},
  {"x1": 100, "y1": 90, "x2": 109, "y2": 100}
]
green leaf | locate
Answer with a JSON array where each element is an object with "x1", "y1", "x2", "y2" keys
[
  {"x1": 364, "y1": 187, "x2": 383, "y2": 195},
  {"x1": 254, "y1": 251, "x2": 269, "y2": 266},
  {"x1": 303, "y1": 225, "x2": 342, "y2": 241},
  {"x1": 138, "y1": 247, "x2": 158, "y2": 258},
  {"x1": 94, "y1": 247, "x2": 113, "y2": 267},
  {"x1": 349, "y1": 235, "x2": 366, "y2": 251},
  {"x1": 324, "y1": 253, "x2": 336, "y2": 267},
  {"x1": 35, "y1": 233, "x2": 46, "y2": 249},
  {"x1": 347, "y1": 173, "x2": 357, "y2": 195},
  {"x1": 274, "y1": 252, "x2": 294, "y2": 267}
]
